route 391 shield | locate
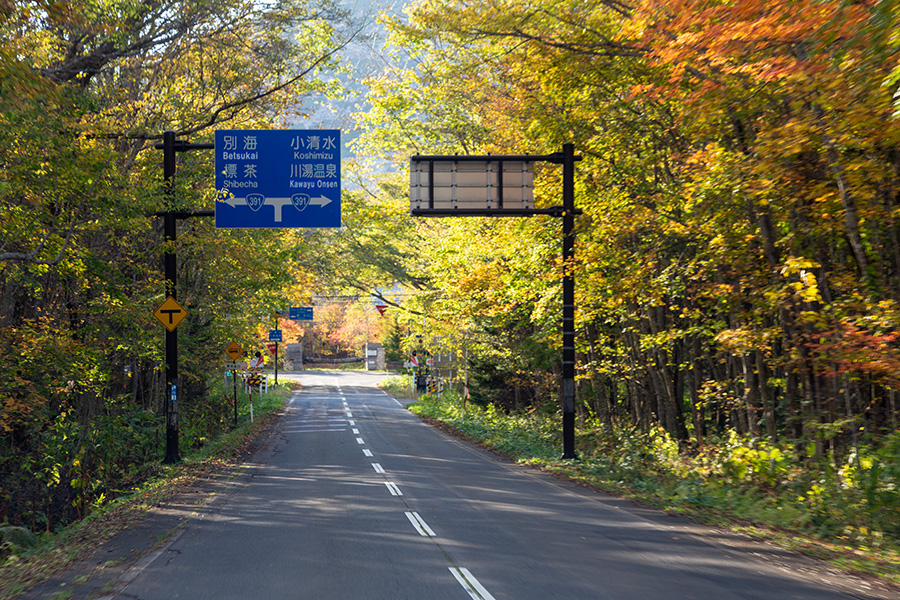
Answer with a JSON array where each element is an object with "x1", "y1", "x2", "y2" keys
[{"x1": 215, "y1": 129, "x2": 341, "y2": 229}]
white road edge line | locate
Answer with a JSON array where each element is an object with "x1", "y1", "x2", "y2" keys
[
  {"x1": 404, "y1": 511, "x2": 435, "y2": 537},
  {"x1": 450, "y1": 567, "x2": 496, "y2": 600},
  {"x1": 372, "y1": 463, "x2": 385, "y2": 474},
  {"x1": 385, "y1": 482, "x2": 403, "y2": 496}
]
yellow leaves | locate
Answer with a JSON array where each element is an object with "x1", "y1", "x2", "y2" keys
[
  {"x1": 715, "y1": 327, "x2": 762, "y2": 355},
  {"x1": 354, "y1": 0, "x2": 900, "y2": 407},
  {"x1": 796, "y1": 272, "x2": 823, "y2": 304},
  {"x1": 780, "y1": 256, "x2": 824, "y2": 304},
  {"x1": 780, "y1": 256, "x2": 820, "y2": 277}
]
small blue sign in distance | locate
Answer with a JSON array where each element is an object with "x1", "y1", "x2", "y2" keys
[
  {"x1": 215, "y1": 130, "x2": 341, "y2": 229},
  {"x1": 269, "y1": 330, "x2": 283, "y2": 342},
  {"x1": 289, "y1": 307, "x2": 314, "y2": 321}
]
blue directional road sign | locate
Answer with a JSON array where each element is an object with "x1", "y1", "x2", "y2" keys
[
  {"x1": 289, "y1": 306, "x2": 314, "y2": 321},
  {"x1": 215, "y1": 130, "x2": 341, "y2": 229},
  {"x1": 269, "y1": 330, "x2": 283, "y2": 342}
]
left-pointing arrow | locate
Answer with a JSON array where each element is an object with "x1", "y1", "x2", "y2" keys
[{"x1": 223, "y1": 194, "x2": 334, "y2": 222}]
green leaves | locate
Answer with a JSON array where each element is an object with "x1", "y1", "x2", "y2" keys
[
  {"x1": 0, "y1": 0, "x2": 356, "y2": 534},
  {"x1": 350, "y1": 0, "x2": 900, "y2": 463}
]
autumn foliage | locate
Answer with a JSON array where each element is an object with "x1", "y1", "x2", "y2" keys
[
  {"x1": 4, "y1": 0, "x2": 900, "y2": 555},
  {"x1": 0, "y1": 0, "x2": 354, "y2": 536},
  {"x1": 354, "y1": 0, "x2": 900, "y2": 462}
]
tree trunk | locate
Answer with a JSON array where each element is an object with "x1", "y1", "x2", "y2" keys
[
  {"x1": 742, "y1": 353, "x2": 762, "y2": 436},
  {"x1": 756, "y1": 350, "x2": 777, "y2": 440},
  {"x1": 690, "y1": 335, "x2": 704, "y2": 447}
]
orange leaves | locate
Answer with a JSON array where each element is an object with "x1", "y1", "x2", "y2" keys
[
  {"x1": 810, "y1": 320, "x2": 900, "y2": 387},
  {"x1": 630, "y1": 0, "x2": 884, "y2": 129},
  {"x1": 0, "y1": 378, "x2": 43, "y2": 433},
  {"x1": 636, "y1": 0, "x2": 873, "y2": 78}
]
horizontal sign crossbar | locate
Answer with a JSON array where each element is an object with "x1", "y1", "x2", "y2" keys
[
  {"x1": 411, "y1": 208, "x2": 572, "y2": 217},
  {"x1": 411, "y1": 152, "x2": 563, "y2": 163}
]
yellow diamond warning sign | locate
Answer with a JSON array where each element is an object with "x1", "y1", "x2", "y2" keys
[
  {"x1": 153, "y1": 297, "x2": 187, "y2": 332},
  {"x1": 225, "y1": 342, "x2": 244, "y2": 360}
]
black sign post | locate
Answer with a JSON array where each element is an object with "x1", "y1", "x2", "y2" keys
[
  {"x1": 154, "y1": 131, "x2": 214, "y2": 464},
  {"x1": 410, "y1": 143, "x2": 582, "y2": 459},
  {"x1": 560, "y1": 144, "x2": 578, "y2": 460}
]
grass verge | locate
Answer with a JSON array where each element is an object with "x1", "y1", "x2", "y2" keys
[
  {"x1": 378, "y1": 374, "x2": 417, "y2": 401},
  {"x1": 406, "y1": 391, "x2": 900, "y2": 589},
  {"x1": 0, "y1": 382, "x2": 295, "y2": 600}
]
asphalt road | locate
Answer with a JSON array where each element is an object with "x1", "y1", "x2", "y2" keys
[{"x1": 106, "y1": 371, "x2": 888, "y2": 600}]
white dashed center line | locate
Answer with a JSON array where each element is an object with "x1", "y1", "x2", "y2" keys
[
  {"x1": 450, "y1": 567, "x2": 496, "y2": 600},
  {"x1": 347, "y1": 389, "x2": 497, "y2": 600},
  {"x1": 404, "y1": 512, "x2": 435, "y2": 537}
]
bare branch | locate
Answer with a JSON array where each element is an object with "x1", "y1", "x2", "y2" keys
[
  {"x1": 0, "y1": 225, "x2": 77, "y2": 265},
  {"x1": 178, "y1": 34, "x2": 357, "y2": 137}
]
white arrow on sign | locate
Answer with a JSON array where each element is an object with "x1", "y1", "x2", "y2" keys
[{"x1": 224, "y1": 194, "x2": 333, "y2": 222}]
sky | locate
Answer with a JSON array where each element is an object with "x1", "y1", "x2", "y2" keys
[{"x1": 299, "y1": 0, "x2": 407, "y2": 159}]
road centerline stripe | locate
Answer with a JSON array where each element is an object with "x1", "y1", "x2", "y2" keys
[
  {"x1": 293, "y1": 378, "x2": 500, "y2": 600},
  {"x1": 450, "y1": 567, "x2": 496, "y2": 600},
  {"x1": 404, "y1": 511, "x2": 435, "y2": 537}
]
